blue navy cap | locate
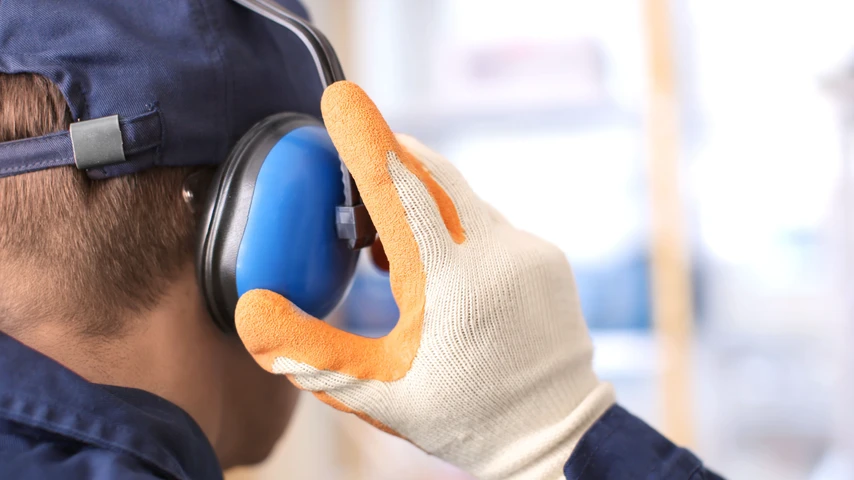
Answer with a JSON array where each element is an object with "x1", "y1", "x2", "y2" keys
[{"x1": 0, "y1": 0, "x2": 322, "y2": 179}]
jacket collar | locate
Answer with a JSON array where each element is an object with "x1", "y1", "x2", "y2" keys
[{"x1": 0, "y1": 332, "x2": 221, "y2": 480}]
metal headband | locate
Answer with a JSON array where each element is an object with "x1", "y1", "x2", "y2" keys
[{"x1": 232, "y1": 0, "x2": 344, "y2": 88}]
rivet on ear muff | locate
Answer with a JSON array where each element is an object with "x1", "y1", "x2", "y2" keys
[{"x1": 182, "y1": 170, "x2": 214, "y2": 214}]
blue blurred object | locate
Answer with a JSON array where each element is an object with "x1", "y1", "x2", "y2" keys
[
  {"x1": 340, "y1": 249, "x2": 651, "y2": 335},
  {"x1": 569, "y1": 251, "x2": 651, "y2": 330},
  {"x1": 341, "y1": 260, "x2": 399, "y2": 337}
]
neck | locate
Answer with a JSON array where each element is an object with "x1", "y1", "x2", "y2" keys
[{"x1": 6, "y1": 271, "x2": 229, "y2": 454}]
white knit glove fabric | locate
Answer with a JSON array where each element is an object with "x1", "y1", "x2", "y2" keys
[{"x1": 235, "y1": 81, "x2": 615, "y2": 480}]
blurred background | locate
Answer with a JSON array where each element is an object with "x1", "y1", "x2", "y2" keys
[{"x1": 228, "y1": 0, "x2": 854, "y2": 478}]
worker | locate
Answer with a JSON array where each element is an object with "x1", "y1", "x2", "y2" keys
[{"x1": 0, "y1": 1, "x2": 722, "y2": 479}]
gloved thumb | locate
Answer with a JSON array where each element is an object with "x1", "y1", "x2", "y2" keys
[{"x1": 234, "y1": 289, "x2": 414, "y2": 381}]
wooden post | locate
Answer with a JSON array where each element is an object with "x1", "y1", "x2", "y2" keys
[{"x1": 642, "y1": 0, "x2": 695, "y2": 447}]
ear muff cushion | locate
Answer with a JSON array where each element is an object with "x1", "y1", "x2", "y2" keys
[{"x1": 197, "y1": 113, "x2": 359, "y2": 332}]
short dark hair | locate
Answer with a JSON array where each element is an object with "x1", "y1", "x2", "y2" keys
[{"x1": 0, "y1": 73, "x2": 201, "y2": 336}]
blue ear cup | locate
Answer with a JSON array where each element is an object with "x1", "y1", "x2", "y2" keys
[{"x1": 197, "y1": 112, "x2": 360, "y2": 333}]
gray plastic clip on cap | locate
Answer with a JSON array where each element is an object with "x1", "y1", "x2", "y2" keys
[{"x1": 70, "y1": 115, "x2": 126, "y2": 170}]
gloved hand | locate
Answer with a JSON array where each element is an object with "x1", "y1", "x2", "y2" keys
[{"x1": 236, "y1": 81, "x2": 615, "y2": 480}]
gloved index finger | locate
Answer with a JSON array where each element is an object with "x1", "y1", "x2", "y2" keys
[
  {"x1": 319, "y1": 81, "x2": 466, "y2": 385},
  {"x1": 321, "y1": 82, "x2": 465, "y2": 269}
]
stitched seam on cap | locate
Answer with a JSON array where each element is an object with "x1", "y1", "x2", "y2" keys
[
  {"x1": 145, "y1": 102, "x2": 165, "y2": 165},
  {"x1": 190, "y1": 0, "x2": 231, "y2": 162}
]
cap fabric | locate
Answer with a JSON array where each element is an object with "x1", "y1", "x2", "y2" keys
[{"x1": 0, "y1": 0, "x2": 319, "y2": 179}]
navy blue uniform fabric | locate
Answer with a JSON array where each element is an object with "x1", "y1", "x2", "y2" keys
[
  {"x1": 0, "y1": 333, "x2": 221, "y2": 479},
  {"x1": 565, "y1": 405, "x2": 725, "y2": 479},
  {"x1": 0, "y1": 0, "x2": 319, "y2": 179}
]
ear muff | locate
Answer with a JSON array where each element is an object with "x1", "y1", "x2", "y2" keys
[{"x1": 197, "y1": 112, "x2": 360, "y2": 333}]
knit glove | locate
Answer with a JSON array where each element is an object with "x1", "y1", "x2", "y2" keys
[{"x1": 235, "y1": 81, "x2": 615, "y2": 480}]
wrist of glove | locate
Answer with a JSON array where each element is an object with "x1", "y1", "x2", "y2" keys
[{"x1": 235, "y1": 81, "x2": 615, "y2": 480}]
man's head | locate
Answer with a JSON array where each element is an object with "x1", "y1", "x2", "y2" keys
[
  {"x1": 0, "y1": 0, "x2": 329, "y2": 467},
  {"x1": 0, "y1": 73, "x2": 297, "y2": 467}
]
